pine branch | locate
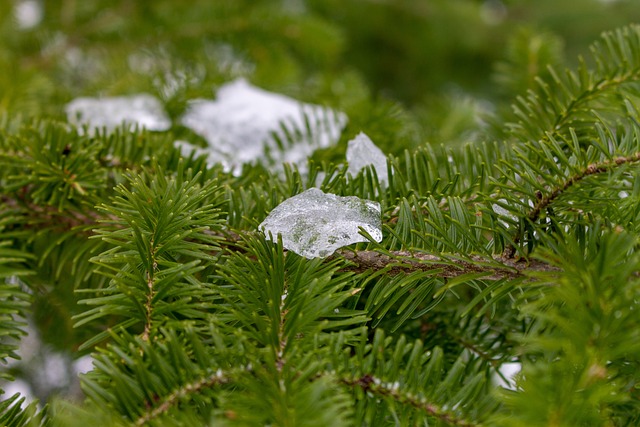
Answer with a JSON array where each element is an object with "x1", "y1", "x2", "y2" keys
[
  {"x1": 339, "y1": 373, "x2": 483, "y2": 427},
  {"x1": 0, "y1": 394, "x2": 42, "y2": 427},
  {"x1": 74, "y1": 166, "x2": 225, "y2": 346},
  {"x1": 339, "y1": 249, "x2": 558, "y2": 279},
  {"x1": 503, "y1": 144, "x2": 640, "y2": 257},
  {"x1": 0, "y1": 194, "x2": 110, "y2": 234},
  {"x1": 495, "y1": 230, "x2": 640, "y2": 425},
  {"x1": 0, "y1": 216, "x2": 33, "y2": 377},
  {"x1": 3, "y1": 5, "x2": 640, "y2": 424},
  {"x1": 134, "y1": 369, "x2": 232, "y2": 426},
  {"x1": 508, "y1": 25, "x2": 640, "y2": 144},
  {"x1": 526, "y1": 152, "x2": 640, "y2": 225},
  {"x1": 142, "y1": 266, "x2": 156, "y2": 342},
  {"x1": 326, "y1": 330, "x2": 498, "y2": 425}
]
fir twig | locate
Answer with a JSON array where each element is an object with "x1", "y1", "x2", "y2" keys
[
  {"x1": 338, "y1": 374, "x2": 483, "y2": 427},
  {"x1": 134, "y1": 369, "x2": 232, "y2": 426},
  {"x1": 527, "y1": 152, "x2": 640, "y2": 225},
  {"x1": 340, "y1": 250, "x2": 558, "y2": 279},
  {"x1": 505, "y1": 151, "x2": 640, "y2": 257}
]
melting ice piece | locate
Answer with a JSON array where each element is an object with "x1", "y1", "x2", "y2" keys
[
  {"x1": 179, "y1": 79, "x2": 347, "y2": 175},
  {"x1": 346, "y1": 132, "x2": 388, "y2": 184},
  {"x1": 260, "y1": 188, "x2": 382, "y2": 258},
  {"x1": 65, "y1": 94, "x2": 171, "y2": 133}
]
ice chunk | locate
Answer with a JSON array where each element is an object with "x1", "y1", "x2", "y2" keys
[
  {"x1": 179, "y1": 79, "x2": 347, "y2": 175},
  {"x1": 260, "y1": 188, "x2": 382, "y2": 258},
  {"x1": 346, "y1": 132, "x2": 388, "y2": 184},
  {"x1": 66, "y1": 94, "x2": 171, "y2": 133}
]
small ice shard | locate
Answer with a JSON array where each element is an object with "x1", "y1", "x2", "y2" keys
[
  {"x1": 65, "y1": 94, "x2": 171, "y2": 133},
  {"x1": 492, "y1": 203, "x2": 514, "y2": 220},
  {"x1": 179, "y1": 79, "x2": 347, "y2": 175},
  {"x1": 492, "y1": 198, "x2": 520, "y2": 228},
  {"x1": 259, "y1": 188, "x2": 382, "y2": 258},
  {"x1": 492, "y1": 199, "x2": 518, "y2": 220},
  {"x1": 346, "y1": 132, "x2": 388, "y2": 184}
]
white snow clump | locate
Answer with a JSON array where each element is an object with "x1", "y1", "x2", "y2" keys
[
  {"x1": 259, "y1": 188, "x2": 382, "y2": 259},
  {"x1": 176, "y1": 78, "x2": 347, "y2": 174},
  {"x1": 65, "y1": 94, "x2": 171, "y2": 133},
  {"x1": 346, "y1": 132, "x2": 388, "y2": 184},
  {"x1": 15, "y1": 0, "x2": 43, "y2": 29}
]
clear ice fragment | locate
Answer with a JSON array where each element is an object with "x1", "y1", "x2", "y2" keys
[
  {"x1": 66, "y1": 94, "x2": 171, "y2": 133},
  {"x1": 259, "y1": 188, "x2": 382, "y2": 259},
  {"x1": 179, "y1": 79, "x2": 347, "y2": 175},
  {"x1": 346, "y1": 132, "x2": 388, "y2": 184}
]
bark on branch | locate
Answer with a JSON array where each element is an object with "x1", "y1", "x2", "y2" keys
[{"x1": 339, "y1": 250, "x2": 559, "y2": 280}]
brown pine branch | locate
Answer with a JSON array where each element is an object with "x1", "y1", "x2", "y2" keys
[
  {"x1": 504, "y1": 152, "x2": 640, "y2": 258},
  {"x1": 339, "y1": 374, "x2": 483, "y2": 427},
  {"x1": 134, "y1": 369, "x2": 232, "y2": 426},
  {"x1": 2, "y1": 190, "x2": 561, "y2": 280},
  {"x1": 339, "y1": 249, "x2": 559, "y2": 280},
  {"x1": 527, "y1": 153, "x2": 640, "y2": 225}
]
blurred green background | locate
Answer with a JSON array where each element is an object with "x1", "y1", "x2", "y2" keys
[{"x1": 2, "y1": 0, "x2": 639, "y2": 150}]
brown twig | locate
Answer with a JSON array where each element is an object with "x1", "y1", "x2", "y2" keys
[
  {"x1": 339, "y1": 250, "x2": 559, "y2": 280},
  {"x1": 339, "y1": 374, "x2": 483, "y2": 427},
  {"x1": 504, "y1": 152, "x2": 640, "y2": 258}
]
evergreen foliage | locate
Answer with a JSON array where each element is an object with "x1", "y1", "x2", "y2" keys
[{"x1": 1, "y1": 1, "x2": 640, "y2": 426}]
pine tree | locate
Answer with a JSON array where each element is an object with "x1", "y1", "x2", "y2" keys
[{"x1": 1, "y1": 1, "x2": 640, "y2": 426}]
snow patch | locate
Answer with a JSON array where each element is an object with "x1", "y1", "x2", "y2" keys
[
  {"x1": 494, "y1": 362, "x2": 522, "y2": 390},
  {"x1": 65, "y1": 94, "x2": 171, "y2": 134},
  {"x1": 178, "y1": 79, "x2": 347, "y2": 175},
  {"x1": 14, "y1": 0, "x2": 43, "y2": 29}
]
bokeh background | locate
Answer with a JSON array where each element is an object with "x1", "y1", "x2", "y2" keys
[{"x1": 3, "y1": 0, "x2": 640, "y2": 146}]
